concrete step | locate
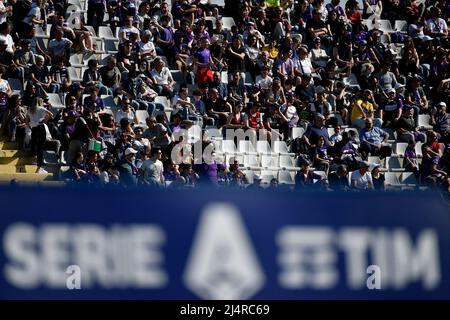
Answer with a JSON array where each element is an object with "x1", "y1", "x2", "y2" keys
[
  {"x1": 0, "y1": 173, "x2": 55, "y2": 182},
  {"x1": 0, "y1": 180, "x2": 67, "y2": 187},
  {"x1": 0, "y1": 150, "x2": 32, "y2": 157},
  {"x1": 0, "y1": 165, "x2": 60, "y2": 174},
  {"x1": 0, "y1": 157, "x2": 35, "y2": 165},
  {"x1": 0, "y1": 141, "x2": 19, "y2": 150}
]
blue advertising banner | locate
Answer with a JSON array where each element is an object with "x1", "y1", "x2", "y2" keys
[{"x1": 0, "y1": 187, "x2": 449, "y2": 299}]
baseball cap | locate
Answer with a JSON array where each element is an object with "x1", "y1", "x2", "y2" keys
[
  {"x1": 313, "y1": 37, "x2": 321, "y2": 43},
  {"x1": 125, "y1": 147, "x2": 138, "y2": 156},
  {"x1": 437, "y1": 102, "x2": 447, "y2": 108},
  {"x1": 253, "y1": 174, "x2": 262, "y2": 181}
]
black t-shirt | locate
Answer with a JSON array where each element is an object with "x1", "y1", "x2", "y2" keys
[
  {"x1": 50, "y1": 66, "x2": 70, "y2": 84},
  {"x1": 226, "y1": 45, "x2": 245, "y2": 73},
  {"x1": 306, "y1": 19, "x2": 326, "y2": 31},
  {"x1": 263, "y1": 112, "x2": 282, "y2": 129},
  {"x1": 205, "y1": 98, "x2": 227, "y2": 115},
  {"x1": 116, "y1": 51, "x2": 137, "y2": 72},
  {"x1": 396, "y1": 116, "x2": 416, "y2": 131},
  {"x1": 30, "y1": 64, "x2": 49, "y2": 83}
]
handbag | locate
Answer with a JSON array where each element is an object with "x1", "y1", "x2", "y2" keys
[{"x1": 88, "y1": 139, "x2": 102, "y2": 152}]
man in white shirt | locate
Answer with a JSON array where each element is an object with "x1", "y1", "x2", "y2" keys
[
  {"x1": 351, "y1": 161, "x2": 374, "y2": 190},
  {"x1": 140, "y1": 147, "x2": 165, "y2": 187}
]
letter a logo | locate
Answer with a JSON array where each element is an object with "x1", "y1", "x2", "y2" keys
[{"x1": 183, "y1": 203, "x2": 265, "y2": 299}]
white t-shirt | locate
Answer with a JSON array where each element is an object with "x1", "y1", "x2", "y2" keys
[
  {"x1": 295, "y1": 57, "x2": 314, "y2": 75},
  {"x1": 150, "y1": 67, "x2": 171, "y2": 85},
  {"x1": 141, "y1": 158, "x2": 164, "y2": 185},
  {"x1": 351, "y1": 170, "x2": 373, "y2": 190},
  {"x1": 118, "y1": 26, "x2": 140, "y2": 42},
  {"x1": 27, "y1": 106, "x2": 49, "y2": 128},
  {"x1": 138, "y1": 40, "x2": 156, "y2": 56},
  {"x1": 426, "y1": 18, "x2": 448, "y2": 34},
  {"x1": 115, "y1": 109, "x2": 135, "y2": 124},
  {"x1": 255, "y1": 75, "x2": 273, "y2": 90},
  {"x1": 48, "y1": 38, "x2": 73, "y2": 57},
  {"x1": 0, "y1": 34, "x2": 14, "y2": 54}
]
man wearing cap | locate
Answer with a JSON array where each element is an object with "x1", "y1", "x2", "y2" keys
[
  {"x1": 431, "y1": 102, "x2": 450, "y2": 144},
  {"x1": 117, "y1": 147, "x2": 139, "y2": 187},
  {"x1": 350, "y1": 161, "x2": 374, "y2": 190},
  {"x1": 303, "y1": 113, "x2": 331, "y2": 147},
  {"x1": 359, "y1": 118, "x2": 391, "y2": 158},
  {"x1": 381, "y1": 87, "x2": 403, "y2": 128}
]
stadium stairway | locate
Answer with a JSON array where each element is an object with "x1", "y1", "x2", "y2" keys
[{"x1": 0, "y1": 139, "x2": 66, "y2": 187}]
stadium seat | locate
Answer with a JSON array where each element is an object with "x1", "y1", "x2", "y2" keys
[
  {"x1": 418, "y1": 114, "x2": 433, "y2": 130},
  {"x1": 47, "y1": 93, "x2": 65, "y2": 109},
  {"x1": 401, "y1": 172, "x2": 418, "y2": 186},
  {"x1": 260, "y1": 170, "x2": 277, "y2": 184},
  {"x1": 68, "y1": 66, "x2": 82, "y2": 82},
  {"x1": 260, "y1": 154, "x2": 279, "y2": 169},
  {"x1": 415, "y1": 142, "x2": 423, "y2": 158},
  {"x1": 291, "y1": 127, "x2": 305, "y2": 139},
  {"x1": 243, "y1": 169, "x2": 257, "y2": 184},
  {"x1": 256, "y1": 141, "x2": 274, "y2": 155},
  {"x1": 8, "y1": 78, "x2": 23, "y2": 92},
  {"x1": 394, "y1": 20, "x2": 408, "y2": 32},
  {"x1": 385, "y1": 156, "x2": 405, "y2": 172},
  {"x1": 204, "y1": 127, "x2": 223, "y2": 141},
  {"x1": 98, "y1": 26, "x2": 117, "y2": 40},
  {"x1": 374, "y1": 20, "x2": 393, "y2": 33},
  {"x1": 221, "y1": 140, "x2": 237, "y2": 155},
  {"x1": 238, "y1": 140, "x2": 257, "y2": 154},
  {"x1": 243, "y1": 154, "x2": 260, "y2": 169},
  {"x1": 221, "y1": 17, "x2": 236, "y2": 30},
  {"x1": 278, "y1": 170, "x2": 295, "y2": 185},
  {"x1": 155, "y1": 96, "x2": 170, "y2": 110},
  {"x1": 273, "y1": 141, "x2": 295, "y2": 156},
  {"x1": 394, "y1": 142, "x2": 408, "y2": 157},
  {"x1": 101, "y1": 95, "x2": 118, "y2": 110},
  {"x1": 135, "y1": 110, "x2": 149, "y2": 125},
  {"x1": 385, "y1": 172, "x2": 402, "y2": 187},
  {"x1": 220, "y1": 71, "x2": 228, "y2": 84},
  {"x1": 279, "y1": 155, "x2": 300, "y2": 171}
]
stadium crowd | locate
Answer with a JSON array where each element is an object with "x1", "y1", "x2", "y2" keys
[{"x1": 0, "y1": 0, "x2": 449, "y2": 192}]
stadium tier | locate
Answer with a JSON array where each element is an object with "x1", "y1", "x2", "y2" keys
[{"x1": 0, "y1": 0, "x2": 448, "y2": 193}]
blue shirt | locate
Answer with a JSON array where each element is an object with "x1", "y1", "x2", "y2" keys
[{"x1": 360, "y1": 126, "x2": 388, "y2": 145}]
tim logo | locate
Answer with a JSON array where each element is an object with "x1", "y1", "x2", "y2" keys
[{"x1": 183, "y1": 203, "x2": 266, "y2": 299}]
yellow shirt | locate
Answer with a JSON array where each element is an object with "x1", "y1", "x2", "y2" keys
[
  {"x1": 351, "y1": 99, "x2": 374, "y2": 120},
  {"x1": 262, "y1": 46, "x2": 279, "y2": 60}
]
